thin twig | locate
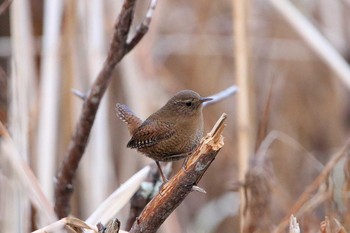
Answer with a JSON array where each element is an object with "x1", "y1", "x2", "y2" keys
[
  {"x1": 274, "y1": 139, "x2": 350, "y2": 232},
  {"x1": 268, "y1": 0, "x2": 350, "y2": 88},
  {"x1": 54, "y1": 0, "x2": 158, "y2": 218},
  {"x1": 254, "y1": 77, "x2": 275, "y2": 153},
  {"x1": 203, "y1": 85, "x2": 239, "y2": 107},
  {"x1": 129, "y1": 113, "x2": 227, "y2": 233},
  {"x1": 71, "y1": 89, "x2": 86, "y2": 100},
  {"x1": 125, "y1": 0, "x2": 158, "y2": 53},
  {"x1": 320, "y1": 217, "x2": 347, "y2": 233},
  {"x1": 256, "y1": 130, "x2": 324, "y2": 171}
]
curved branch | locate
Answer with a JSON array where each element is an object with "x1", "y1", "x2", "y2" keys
[{"x1": 54, "y1": 0, "x2": 158, "y2": 218}]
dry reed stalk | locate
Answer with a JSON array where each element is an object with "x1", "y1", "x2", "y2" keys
[
  {"x1": 243, "y1": 167, "x2": 272, "y2": 232},
  {"x1": 83, "y1": 0, "x2": 114, "y2": 212},
  {"x1": 85, "y1": 165, "x2": 150, "y2": 225},
  {"x1": 256, "y1": 131, "x2": 323, "y2": 170},
  {"x1": 36, "y1": 0, "x2": 64, "y2": 203},
  {"x1": 268, "y1": 0, "x2": 350, "y2": 88},
  {"x1": 32, "y1": 217, "x2": 98, "y2": 233},
  {"x1": 60, "y1": 0, "x2": 77, "y2": 129},
  {"x1": 119, "y1": 54, "x2": 155, "y2": 119},
  {"x1": 9, "y1": 0, "x2": 38, "y2": 230},
  {"x1": 232, "y1": 0, "x2": 254, "y2": 232},
  {"x1": 0, "y1": 122, "x2": 57, "y2": 226},
  {"x1": 32, "y1": 217, "x2": 129, "y2": 233},
  {"x1": 320, "y1": 217, "x2": 347, "y2": 233},
  {"x1": 254, "y1": 79, "x2": 274, "y2": 152},
  {"x1": 319, "y1": 0, "x2": 345, "y2": 51},
  {"x1": 0, "y1": 68, "x2": 7, "y2": 122},
  {"x1": 244, "y1": 82, "x2": 274, "y2": 232},
  {"x1": 343, "y1": 150, "x2": 350, "y2": 228},
  {"x1": 296, "y1": 180, "x2": 333, "y2": 220},
  {"x1": 274, "y1": 139, "x2": 350, "y2": 232},
  {"x1": 68, "y1": 0, "x2": 95, "y2": 216},
  {"x1": 9, "y1": 0, "x2": 37, "y2": 160}
]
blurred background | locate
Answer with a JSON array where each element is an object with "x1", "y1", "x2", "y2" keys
[{"x1": 1, "y1": 0, "x2": 350, "y2": 232}]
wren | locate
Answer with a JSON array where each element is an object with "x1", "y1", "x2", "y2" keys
[{"x1": 116, "y1": 90, "x2": 212, "y2": 182}]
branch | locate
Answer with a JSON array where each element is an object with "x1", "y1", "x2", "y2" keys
[
  {"x1": 289, "y1": 215, "x2": 300, "y2": 233},
  {"x1": 129, "y1": 113, "x2": 227, "y2": 233},
  {"x1": 203, "y1": 85, "x2": 239, "y2": 107},
  {"x1": 125, "y1": 0, "x2": 158, "y2": 53},
  {"x1": 54, "y1": 0, "x2": 158, "y2": 218},
  {"x1": 97, "y1": 219, "x2": 120, "y2": 233},
  {"x1": 0, "y1": 0, "x2": 12, "y2": 15}
]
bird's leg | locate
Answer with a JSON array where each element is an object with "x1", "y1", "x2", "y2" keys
[
  {"x1": 180, "y1": 153, "x2": 207, "y2": 194},
  {"x1": 155, "y1": 161, "x2": 168, "y2": 183},
  {"x1": 181, "y1": 155, "x2": 190, "y2": 171},
  {"x1": 181, "y1": 151, "x2": 194, "y2": 172},
  {"x1": 156, "y1": 160, "x2": 207, "y2": 194}
]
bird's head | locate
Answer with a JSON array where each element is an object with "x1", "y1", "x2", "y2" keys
[{"x1": 162, "y1": 90, "x2": 212, "y2": 117}]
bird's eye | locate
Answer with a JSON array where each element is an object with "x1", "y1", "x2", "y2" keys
[{"x1": 185, "y1": 101, "x2": 192, "y2": 107}]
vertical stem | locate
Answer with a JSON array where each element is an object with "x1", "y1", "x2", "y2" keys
[
  {"x1": 83, "y1": 0, "x2": 113, "y2": 212},
  {"x1": 268, "y1": 0, "x2": 350, "y2": 87},
  {"x1": 232, "y1": 0, "x2": 254, "y2": 232},
  {"x1": 37, "y1": 0, "x2": 64, "y2": 203},
  {"x1": 9, "y1": 0, "x2": 37, "y2": 231}
]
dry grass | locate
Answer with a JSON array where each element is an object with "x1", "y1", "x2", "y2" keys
[{"x1": 1, "y1": 0, "x2": 350, "y2": 232}]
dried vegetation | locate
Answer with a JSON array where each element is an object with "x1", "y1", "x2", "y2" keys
[{"x1": 0, "y1": 0, "x2": 350, "y2": 232}]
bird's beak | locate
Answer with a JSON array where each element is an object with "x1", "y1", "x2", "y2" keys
[{"x1": 200, "y1": 97, "x2": 213, "y2": 103}]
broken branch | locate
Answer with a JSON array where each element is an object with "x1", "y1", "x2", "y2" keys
[{"x1": 129, "y1": 113, "x2": 227, "y2": 233}]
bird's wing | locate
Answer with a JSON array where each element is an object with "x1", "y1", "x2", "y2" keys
[
  {"x1": 127, "y1": 120, "x2": 175, "y2": 149},
  {"x1": 116, "y1": 103, "x2": 143, "y2": 135}
]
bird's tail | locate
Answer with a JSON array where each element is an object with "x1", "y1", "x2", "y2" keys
[{"x1": 115, "y1": 103, "x2": 142, "y2": 135}]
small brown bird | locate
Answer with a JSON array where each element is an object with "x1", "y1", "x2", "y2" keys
[{"x1": 116, "y1": 90, "x2": 212, "y2": 182}]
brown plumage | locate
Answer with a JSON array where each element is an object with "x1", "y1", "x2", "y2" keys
[{"x1": 116, "y1": 90, "x2": 212, "y2": 181}]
